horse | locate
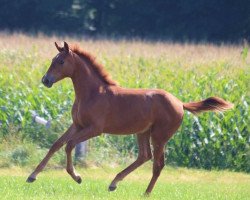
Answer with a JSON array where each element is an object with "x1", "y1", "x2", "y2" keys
[{"x1": 27, "y1": 41, "x2": 233, "y2": 194}]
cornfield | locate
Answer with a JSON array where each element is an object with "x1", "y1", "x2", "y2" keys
[{"x1": 0, "y1": 33, "x2": 249, "y2": 172}]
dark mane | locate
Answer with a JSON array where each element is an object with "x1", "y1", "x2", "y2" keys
[{"x1": 70, "y1": 45, "x2": 117, "y2": 86}]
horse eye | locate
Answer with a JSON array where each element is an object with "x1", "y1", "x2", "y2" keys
[{"x1": 59, "y1": 60, "x2": 64, "y2": 65}]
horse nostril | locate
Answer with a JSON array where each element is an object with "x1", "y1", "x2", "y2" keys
[
  {"x1": 42, "y1": 75, "x2": 50, "y2": 86},
  {"x1": 42, "y1": 74, "x2": 54, "y2": 88},
  {"x1": 42, "y1": 76, "x2": 47, "y2": 84}
]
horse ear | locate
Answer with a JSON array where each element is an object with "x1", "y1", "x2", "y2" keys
[
  {"x1": 64, "y1": 41, "x2": 69, "y2": 53},
  {"x1": 55, "y1": 42, "x2": 63, "y2": 52}
]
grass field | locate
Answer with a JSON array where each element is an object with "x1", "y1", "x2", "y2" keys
[
  {"x1": 0, "y1": 33, "x2": 249, "y2": 199},
  {"x1": 0, "y1": 166, "x2": 249, "y2": 200}
]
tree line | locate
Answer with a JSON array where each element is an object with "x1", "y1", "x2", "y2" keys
[{"x1": 0, "y1": 0, "x2": 250, "y2": 42}]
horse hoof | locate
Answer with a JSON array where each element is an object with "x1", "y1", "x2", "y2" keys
[
  {"x1": 26, "y1": 177, "x2": 36, "y2": 183},
  {"x1": 144, "y1": 191, "x2": 151, "y2": 197},
  {"x1": 108, "y1": 185, "x2": 117, "y2": 191},
  {"x1": 76, "y1": 177, "x2": 82, "y2": 184}
]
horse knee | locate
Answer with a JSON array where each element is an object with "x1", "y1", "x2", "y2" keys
[
  {"x1": 147, "y1": 151, "x2": 153, "y2": 160},
  {"x1": 139, "y1": 150, "x2": 152, "y2": 162},
  {"x1": 144, "y1": 154, "x2": 152, "y2": 162},
  {"x1": 137, "y1": 155, "x2": 150, "y2": 165},
  {"x1": 65, "y1": 141, "x2": 74, "y2": 153}
]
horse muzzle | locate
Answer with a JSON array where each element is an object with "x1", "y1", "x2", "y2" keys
[{"x1": 42, "y1": 74, "x2": 55, "y2": 88}]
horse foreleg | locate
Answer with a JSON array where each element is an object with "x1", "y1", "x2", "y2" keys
[
  {"x1": 109, "y1": 130, "x2": 152, "y2": 191},
  {"x1": 65, "y1": 126, "x2": 101, "y2": 183},
  {"x1": 65, "y1": 140, "x2": 82, "y2": 184},
  {"x1": 26, "y1": 124, "x2": 76, "y2": 182}
]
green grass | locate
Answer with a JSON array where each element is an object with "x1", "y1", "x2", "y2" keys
[{"x1": 0, "y1": 166, "x2": 249, "y2": 200}]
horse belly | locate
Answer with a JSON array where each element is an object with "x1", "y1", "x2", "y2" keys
[
  {"x1": 103, "y1": 103, "x2": 153, "y2": 134},
  {"x1": 104, "y1": 120, "x2": 152, "y2": 135}
]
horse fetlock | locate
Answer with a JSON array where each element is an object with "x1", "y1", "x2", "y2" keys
[
  {"x1": 74, "y1": 175, "x2": 82, "y2": 184},
  {"x1": 141, "y1": 155, "x2": 152, "y2": 163},
  {"x1": 108, "y1": 185, "x2": 117, "y2": 192},
  {"x1": 26, "y1": 176, "x2": 36, "y2": 183},
  {"x1": 144, "y1": 191, "x2": 151, "y2": 196}
]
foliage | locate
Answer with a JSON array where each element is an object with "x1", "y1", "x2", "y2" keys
[
  {"x1": 0, "y1": 1, "x2": 250, "y2": 42},
  {"x1": 0, "y1": 35, "x2": 249, "y2": 172}
]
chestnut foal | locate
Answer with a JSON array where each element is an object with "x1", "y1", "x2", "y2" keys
[{"x1": 27, "y1": 42, "x2": 233, "y2": 194}]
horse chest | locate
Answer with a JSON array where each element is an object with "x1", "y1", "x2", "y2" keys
[
  {"x1": 72, "y1": 100, "x2": 102, "y2": 127},
  {"x1": 71, "y1": 102, "x2": 89, "y2": 126}
]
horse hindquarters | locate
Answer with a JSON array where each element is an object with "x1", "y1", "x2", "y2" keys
[{"x1": 144, "y1": 96, "x2": 184, "y2": 194}]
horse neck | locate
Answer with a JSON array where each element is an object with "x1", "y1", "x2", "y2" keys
[{"x1": 71, "y1": 59, "x2": 105, "y2": 101}]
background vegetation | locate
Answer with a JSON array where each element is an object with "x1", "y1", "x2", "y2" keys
[
  {"x1": 0, "y1": 2, "x2": 249, "y2": 199},
  {"x1": 0, "y1": 0, "x2": 250, "y2": 42},
  {"x1": 0, "y1": 33, "x2": 249, "y2": 172}
]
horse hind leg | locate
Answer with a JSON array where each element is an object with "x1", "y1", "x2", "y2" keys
[
  {"x1": 109, "y1": 129, "x2": 152, "y2": 191},
  {"x1": 145, "y1": 141, "x2": 165, "y2": 195},
  {"x1": 144, "y1": 125, "x2": 177, "y2": 195}
]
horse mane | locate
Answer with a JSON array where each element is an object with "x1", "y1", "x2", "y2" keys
[{"x1": 70, "y1": 44, "x2": 118, "y2": 86}]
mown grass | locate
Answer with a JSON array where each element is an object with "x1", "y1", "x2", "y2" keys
[{"x1": 0, "y1": 166, "x2": 249, "y2": 200}]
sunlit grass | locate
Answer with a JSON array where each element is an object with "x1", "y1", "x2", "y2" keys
[{"x1": 0, "y1": 166, "x2": 249, "y2": 200}]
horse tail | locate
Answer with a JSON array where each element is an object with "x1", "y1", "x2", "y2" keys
[{"x1": 183, "y1": 96, "x2": 233, "y2": 115}]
